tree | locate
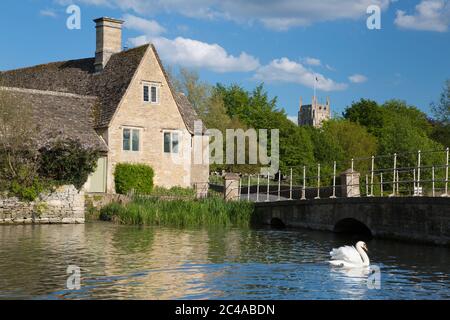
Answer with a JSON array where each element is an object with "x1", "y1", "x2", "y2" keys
[
  {"x1": 430, "y1": 80, "x2": 450, "y2": 147},
  {"x1": 322, "y1": 120, "x2": 378, "y2": 174},
  {"x1": 431, "y1": 79, "x2": 450, "y2": 124},
  {"x1": 343, "y1": 99, "x2": 384, "y2": 135},
  {"x1": 166, "y1": 67, "x2": 211, "y2": 115},
  {"x1": 383, "y1": 99, "x2": 432, "y2": 136}
]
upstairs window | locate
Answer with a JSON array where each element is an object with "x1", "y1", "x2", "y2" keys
[
  {"x1": 163, "y1": 131, "x2": 180, "y2": 154},
  {"x1": 123, "y1": 128, "x2": 140, "y2": 152},
  {"x1": 143, "y1": 82, "x2": 160, "y2": 104}
]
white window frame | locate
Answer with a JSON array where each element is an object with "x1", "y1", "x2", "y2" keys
[
  {"x1": 163, "y1": 130, "x2": 182, "y2": 154},
  {"x1": 122, "y1": 127, "x2": 141, "y2": 153},
  {"x1": 143, "y1": 81, "x2": 161, "y2": 105}
]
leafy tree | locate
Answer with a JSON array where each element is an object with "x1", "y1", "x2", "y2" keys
[
  {"x1": 430, "y1": 80, "x2": 450, "y2": 147},
  {"x1": 343, "y1": 99, "x2": 384, "y2": 135},
  {"x1": 431, "y1": 79, "x2": 450, "y2": 124},
  {"x1": 167, "y1": 67, "x2": 211, "y2": 116},
  {"x1": 383, "y1": 99, "x2": 432, "y2": 136},
  {"x1": 38, "y1": 138, "x2": 101, "y2": 189},
  {"x1": 322, "y1": 120, "x2": 378, "y2": 174}
]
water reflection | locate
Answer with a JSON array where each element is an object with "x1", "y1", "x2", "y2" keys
[{"x1": 0, "y1": 223, "x2": 448, "y2": 300}]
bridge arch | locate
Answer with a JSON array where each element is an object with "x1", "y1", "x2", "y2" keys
[
  {"x1": 333, "y1": 218, "x2": 373, "y2": 238},
  {"x1": 270, "y1": 217, "x2": 286, "y2": 228}
]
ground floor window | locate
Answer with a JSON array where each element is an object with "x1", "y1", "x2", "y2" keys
[
  {"x1": 123, "y1": 128, "x2": 140, "y2": 152},
  {"x1": 163, "y1": 131, "x2": 180, "y2": 154}
]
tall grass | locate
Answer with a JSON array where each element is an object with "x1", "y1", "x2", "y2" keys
[{"x1": 100, "y1": 196, "x2": 254, "y2": 228}]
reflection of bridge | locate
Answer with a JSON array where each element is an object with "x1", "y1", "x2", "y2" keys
[{"x1": 252, "y1": 197, "x2": 450, "y2": 246}]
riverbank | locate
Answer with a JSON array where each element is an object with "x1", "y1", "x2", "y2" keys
[{"x1": 99, "y1": 196, "x2": 254, "y2": 228}]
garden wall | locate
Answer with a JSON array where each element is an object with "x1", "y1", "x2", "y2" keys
[{"x1": 0, "y1": 185, "x2": 85, "y2": 224}]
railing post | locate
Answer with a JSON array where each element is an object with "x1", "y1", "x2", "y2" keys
[
  {"x1": 256, "y1": 174, "x2": 260, "y2": 202},
  {"x1": 238, "y1": 177, "x2": 242, "y2": 200},
  {"x1": 277, "y1": 170, "x2": 281, "y2": 201},
  {"x1": 301, "y1": 166, "x2": 306, "y2": 200},
  {"x1": 351, "y1": 158, "x2": 354, "y2": 189},
  {"x1": 289, "y1": 168, "x2": 293, "y2": 200},
  {"x1": 417, "y1": 150, "x2": 422, "y2": 196},
  {"x1": 380, "y1": 172, "x2": 383, "y2": 196},
  {"x1": 266, "y1": 171, "x2": 270, "y2": 202},
  {"x1": 390, "y1": 153, "x2": 397, "y2": 197},
  {"x1": 432, "y1": 166, "x2": 435, "y2": 197},
  {"x1": 247, "y1": 175, "x2": 251, "y2": 201},
  {"x1": 365, "y1": 174, "x2": 369, "y2": 196},
  {"x1": 444, "y1": 147, "x2": 449, "y2": 197},
  {"x1": 413, "y1": 168, "x2": 417, "y2": 196},
  {"x1": 370, "y1": 156, "x2": 375, "y2": 196},
  {"x1": 330, "y1": 161, "x2": 337, "y2": 199},
  {"x1": 315, "y1": 164, "x2": 321, "y2": 199}
]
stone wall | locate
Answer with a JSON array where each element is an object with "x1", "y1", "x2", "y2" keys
[{"x1": 0, "y1": 185, "x2": 85, "y2": 225}]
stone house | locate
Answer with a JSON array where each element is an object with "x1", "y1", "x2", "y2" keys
[{"x1": 0, "y1": 17, "x2": 209, "y2": 194}]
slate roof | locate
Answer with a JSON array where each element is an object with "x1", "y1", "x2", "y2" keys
[
  {"x1": 0, "y1": 87, "x2": 108, "y2": 152},
  {"x1": 0, "y1": 44, "x2": 200, "y2": 133}
]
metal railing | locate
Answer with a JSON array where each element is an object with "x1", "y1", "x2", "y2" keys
[{"x1": 214, "y1": 147, "x2": 449, "y2": 202}]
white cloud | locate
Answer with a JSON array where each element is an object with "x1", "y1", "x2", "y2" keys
[
  {"x1": 122, "y1": 13, "x2": 166, "y2": 35},
  {"x1": 395, "y1": 0, "x2": 450, "y2": 32},
  {"x1": 304, "y1": 57, "x2": 321, "y2": 66},
  {"x1": 325, "y1": 64, "x2": 336, "y2": 72},
  {"x1": 40, "y1": 9, "x2": 58, "y2": 18},
  {"x1": 129, "y1": 35, "x2": 260, "y2": 73},
  {"x1": 348, "y1": 74, "x2": 368, "y2": 83},
  {"x1": 55, "y1": 0, "x2": 392, "y2": 30},
  {"x1": 124, "y1": 14, "x2": 260, "y2": 73},
  {"x1": 254, "y1": 58, "x2": 347, "y2": 91}
]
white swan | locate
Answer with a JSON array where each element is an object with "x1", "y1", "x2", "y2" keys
[{"x1": 329, "y1": 241, "x2": 370, "y2": 268}]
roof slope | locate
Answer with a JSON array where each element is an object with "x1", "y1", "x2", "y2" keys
[
  {"x1": 1, "y1": 87, "x2": 108, "y2": 152},
  {"x1": 1, "y1": 45, "x2": 147, "y2": 128},
  {"x1": 0, "y1": 44, "x2": 201, "y2": 133}
]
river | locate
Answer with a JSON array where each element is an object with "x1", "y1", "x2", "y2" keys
[{"x1": 0, "y1": 222, "x2": 449, "y2": 300}]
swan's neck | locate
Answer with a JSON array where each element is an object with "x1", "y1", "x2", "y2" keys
[{"x1": 356, "y1": 246, "x2": 370, "y2": 266}]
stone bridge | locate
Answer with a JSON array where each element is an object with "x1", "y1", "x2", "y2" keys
[{"x1": 252, "y1": 197, "x2": 450, "y2": 246}]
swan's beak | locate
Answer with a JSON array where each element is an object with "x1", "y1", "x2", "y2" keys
[{"x1": 363, "y1": 245, "x2": 369, "y2": 252}]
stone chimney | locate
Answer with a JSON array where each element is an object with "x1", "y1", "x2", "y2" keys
[{"x1": 94, "y1": 17, "x2": 124, "y2": 72}]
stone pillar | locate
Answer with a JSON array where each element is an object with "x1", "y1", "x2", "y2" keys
[
  {"x1": 224, "y1": 173, "x2": 240, "y2": 201},
  {"x1": 340, "y1": 169, "x2": 360, "y2": 197}
]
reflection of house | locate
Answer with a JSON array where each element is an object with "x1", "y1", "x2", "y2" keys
[
  {"x1": 0, "y1": 17, "x2": 209, "y2": 193},
  {"x1": 298, "y1": 96, "x2": 331, "y2": 128}
]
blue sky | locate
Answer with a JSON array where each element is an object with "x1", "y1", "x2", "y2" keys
[{"x1": 1, "y1": 0, "x2": 449, "y2": 120}]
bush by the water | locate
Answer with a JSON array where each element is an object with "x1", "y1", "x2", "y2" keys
[
  {"x1": 114, "y1": 163, "x2": 154, "y2": 195},
  {"x1": 100, "y1": 196, "x2": 254, "y2": 228}
]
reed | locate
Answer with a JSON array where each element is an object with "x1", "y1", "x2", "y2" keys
[{"x1": 100, "y1": 196, "x2": 254, "y2": 228}]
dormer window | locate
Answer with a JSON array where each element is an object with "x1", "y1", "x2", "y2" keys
[{"x1": 143, "y1": 82, "x2": 160, "y2": 104}]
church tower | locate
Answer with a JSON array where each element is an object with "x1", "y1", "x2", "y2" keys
[{"x1": 298, "y1": 96, "x2": 331, "y2": 128}]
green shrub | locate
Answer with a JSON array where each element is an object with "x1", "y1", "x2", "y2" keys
[
  {"x1": 38, "y1": 138, "x2": 101, "y2": 189},
  {"x1": 114, "y1": 163, "x2": 154, "y2": 195},
  {"x1": 10, "y1": 178, "x2": 46, "y2": 202}
]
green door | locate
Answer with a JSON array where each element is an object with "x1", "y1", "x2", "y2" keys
[{"x1": 88, "y1": 157, "x2": 107, "y2": 193}]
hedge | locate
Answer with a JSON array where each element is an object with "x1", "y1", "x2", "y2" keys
[{"x1": 114, "y1": 163, "x2": 154, "y2": 195}]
